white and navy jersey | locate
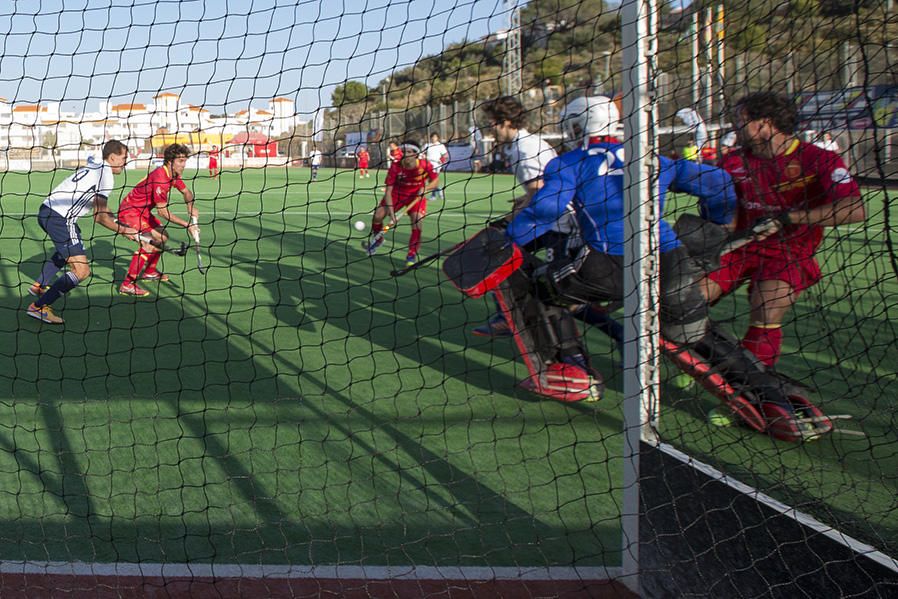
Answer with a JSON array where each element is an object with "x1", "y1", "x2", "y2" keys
[
  {"x1": 42, "y1": 158, "x2": 115, "y2": 222},
  {"x1": 423, "y1": 142, "x2": 449, "y2": 173},
  {"x1": 309, "y1": 150, "x2": 322, "y2": 166}
]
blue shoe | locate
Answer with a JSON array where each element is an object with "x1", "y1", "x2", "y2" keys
[
  {"x1": 405, "y1": 254, "x2": 417, "y2": 267},
  {"x1": 472, "y1": 312, "x2": 512, "y2": 337}
]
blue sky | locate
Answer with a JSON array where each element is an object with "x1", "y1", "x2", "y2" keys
[{"x1": 0, "y1": 0, "x2": 508, "y2": 118}]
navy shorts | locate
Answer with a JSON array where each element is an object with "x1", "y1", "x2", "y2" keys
[{"x1": 38, "y1": 204, "x2": 86, "y2": 259}]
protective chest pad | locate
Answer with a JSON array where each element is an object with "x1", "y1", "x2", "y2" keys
[{"x1": 443, "y1": 227, "x2": 523, "y2": 298}]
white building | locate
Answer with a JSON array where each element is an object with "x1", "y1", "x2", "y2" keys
[{"x1": 0, "y1": 93, "x2": 307, "y2": 163}]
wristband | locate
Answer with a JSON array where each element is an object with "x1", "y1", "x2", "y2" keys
[{"x1": 777, "y1": 212, "x2": 793, "y2": 227}]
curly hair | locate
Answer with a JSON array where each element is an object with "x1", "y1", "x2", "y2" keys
[
  {"x1": 734, "y1": 92, "x2": 799, "y2": 135},
  {"x1": 482, "y1": 95, "x2": 527, "y2": 129},
  {"x1": 163, "y1": 143, "x2": 191, "y2": 164}
]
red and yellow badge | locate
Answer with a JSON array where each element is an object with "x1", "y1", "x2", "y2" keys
[{"x1": 784, "y1": 160, "x2": 802, "y2": 180}]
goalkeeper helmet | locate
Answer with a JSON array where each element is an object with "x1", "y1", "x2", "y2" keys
[{"x1": 560, "y1": 96, "x2": 620, "y2": 148}]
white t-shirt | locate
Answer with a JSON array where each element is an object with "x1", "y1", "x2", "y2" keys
[
  {"x1": 310, "y1": 150, "x2": 322, "y2": 166},
  {"x1": 505, "y1": 129, "x2": 576, "y2": 235},
  {"x1": 505, "y1": 129, "x2": 556, "y2": 186},
  {"x1": 43, "y1": 158, "x2": 115, "y2": 222},
  {"x1": 423, "y1": 142, "x2": 449, "y2": 172}
]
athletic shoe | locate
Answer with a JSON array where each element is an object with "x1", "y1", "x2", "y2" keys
[
  {"x1": 27, "y1": 282, "x2": 49, "y2": 297},
  {"x1": 362, "y1": 237, "x2": 384, "y2": 256},
  {"x1": 118, "y1": 282, "x2": 151, "y2": 297},
  {"x1": 520, "y1": 362, "x2": 603, "y2": 403},
  {"x1": 26, "y1": 303, "x2": 63, "y2": 324},
  {"x1": 472, "y1": 312, "x2": 512, "y2": 338},
  {"x1": 405, "y1": 254, "x2": 417, "y2": 267},
  {"x1": 141, "y1": 271, "x2": 170, "y2": 282}
]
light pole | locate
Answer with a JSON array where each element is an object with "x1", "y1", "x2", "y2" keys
[{"x1": 594, "y1": 51, "x2": 613, "y2": 94}]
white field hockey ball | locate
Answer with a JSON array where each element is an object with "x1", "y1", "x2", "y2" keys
[{"x1": 354, "y1": 220, "x2": 366, "y2": 231}]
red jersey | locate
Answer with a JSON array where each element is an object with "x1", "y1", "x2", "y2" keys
[
  {"x1": 385, "y1": 158, "x2": 437, "y2": 202},
  {"x1": 720, "y1": 140, "x2": 859, "y2": 259},
  {"x1": 119, "y1": 164, "x2": 187, "y2": 216},
  {"x1": 357, "y1": 149, "x2": 369, "y2": 166}
]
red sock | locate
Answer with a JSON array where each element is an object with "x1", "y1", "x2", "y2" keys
[
  {"x1": 408, "y1": 228, "x2": 422, "y2": 256},
  {"x1": 742, "y1": 325, "x2": 783, "y2": 367},
  {"x1": 144, "y1": 251, "x2": 162, "y2": 275},
  {"x1": 125, "y1": 249, "x2": 150, "y2": 283},
  {"x1": 371, "y1": 222, "x2": 383, "y2": 235}
]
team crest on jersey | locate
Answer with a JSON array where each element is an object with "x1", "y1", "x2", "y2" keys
[{"x1": 784, "y1": 160, "x2": 802, "y2": 179}]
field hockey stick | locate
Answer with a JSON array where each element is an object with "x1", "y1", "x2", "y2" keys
[
  {"x1": 375, "y1": 195, "x2": 424, "y2": 243},
  {"x1": 389, "y1": 239, "x2": 466, "y2": 277},
  {"x1": 189, "y1": 216, "x2": 207, "y2": 275},
  {"x1": 115, "y1": 220, "x2": 188, "y2": 256},
  {"x1": 138, "y1": 233, "x2": 189, "y2": 256}
]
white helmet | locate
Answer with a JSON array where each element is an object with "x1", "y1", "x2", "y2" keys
[{"x1": 560, "y1": 96, "x2": 620, "y2": 147}]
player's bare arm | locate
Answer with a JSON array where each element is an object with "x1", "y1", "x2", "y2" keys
[
  {"x1": 156, "y1": 203, "x2": 192, "y2": 230},
  {"x1": 383, "y1": 186, "x2": 396, "y2": 225},
  {"x1": 784, "y1": 195, "x2": 865, "y2": 228},
  {"x1": 180, "y1": 187, "x2": 197, "y2": 219},
  {"x1": 93, "y1": 195, "x2": 138, "y2": 240},
  {"x1": 507, "y1": 179, "x2": 543, "y2": 220}
]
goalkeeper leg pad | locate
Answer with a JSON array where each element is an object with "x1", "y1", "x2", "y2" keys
[{"x1": 666, "y1": 325, "x2": 832, "y2": 442}]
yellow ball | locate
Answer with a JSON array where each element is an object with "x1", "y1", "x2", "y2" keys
[{"x1": 708, "y1": 406, "x2": 735, "y2": 427}]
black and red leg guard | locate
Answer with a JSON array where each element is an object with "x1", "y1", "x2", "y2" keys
[
  {"x1": 663, "y1": 325, "x2": 832, "y2": 442},
  {"x1": 443, "y1": 228, "x2": 603, "y2": 403}
]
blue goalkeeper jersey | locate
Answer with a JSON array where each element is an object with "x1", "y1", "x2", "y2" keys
[{"x1": 506, "y1": 141, "x2": 737, "y2": 256}]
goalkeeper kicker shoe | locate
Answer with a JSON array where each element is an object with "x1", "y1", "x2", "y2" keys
[
  {"x1": 26, "y1": 303, "x2": 64, "y2": 324},
  {"x1": 520, "y1": 362, "x2": 603, "y2": 403},
  {"x1": 118, "y1": 282, "x2": 151, "y2": 297}
]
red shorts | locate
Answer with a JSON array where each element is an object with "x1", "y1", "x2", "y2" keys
[
  {"x1": 381, "y1": 194, "x2": 427, "y2": 217},
  {"x1": 118, "y1": 210, "x2": 162, "y2": 234},
  {"x1": 209, "y1": 159, "x2": 218, "y2": 169},
  {"x1": 708, "y1": 246, "x2": 822, "y2": 297},
  {"x1": 358, "y1": 162, "x2": 368, "y2": 169}
]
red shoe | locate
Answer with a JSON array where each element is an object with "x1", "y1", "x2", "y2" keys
[
  {"x1": 141, "y1": 271, "x2": 170, "y2": 282},
  {"x1": 118, "y1": 282, "x2": 151, "y2": 297},
  {"x1": 519, "y1": 363, "x2": 603, "y2": 403}
]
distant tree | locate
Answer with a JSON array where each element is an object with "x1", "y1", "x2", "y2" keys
[{"x1": 332, "y1": 81, "x2": 371, "y2": 107}]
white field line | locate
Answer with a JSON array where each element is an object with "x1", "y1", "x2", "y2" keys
[
  {"x1": 0, "y1": 561, "x2": 624, "y2": 582},
  {"x1": 657, "y1": 442, "x2": 898, "y2": 574}
]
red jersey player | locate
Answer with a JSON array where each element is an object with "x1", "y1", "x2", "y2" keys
[
  {"x1": 357, "y1": 145, "x2": 370, "y2": 178},
  {"x1": 208, "y1": 144, "x2": 220, "y2": 179},
  {"x1": 700, "y1": 92, "x2": 865, "y2": 366},
  {"x1": 363, "y1": 141, "x2": 439, "y2": 266},
  {"x1": 117, "y1": 143, "x2": 199, "y2": 296},
  {"x1": 387, "y1": 141, "x2": 403, "y2": 167}
]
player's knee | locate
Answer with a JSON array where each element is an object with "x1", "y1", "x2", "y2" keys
[{"x1": 71, "y1": 262, "x2": 91, "y2": 281}]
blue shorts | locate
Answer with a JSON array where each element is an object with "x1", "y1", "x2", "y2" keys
[{"x1": 38, "y1": 204, "x2": 86, "y2": 259}]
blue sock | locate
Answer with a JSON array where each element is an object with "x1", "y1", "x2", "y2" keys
[
  {"x1": 34, "y1": 271, "x2": 80, "y2": 307},
  {"x1": 37, "y1": 252, "x2": 67, "y2": 286}
]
